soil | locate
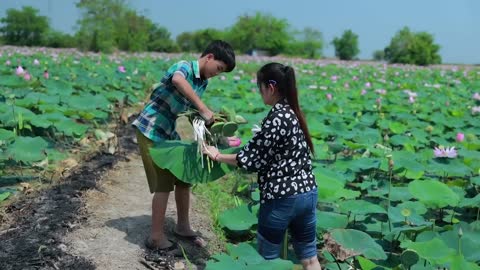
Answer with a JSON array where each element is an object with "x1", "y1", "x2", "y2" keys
[{"x1": 0, "y1": 120, "x2": 219, "y2": 270}]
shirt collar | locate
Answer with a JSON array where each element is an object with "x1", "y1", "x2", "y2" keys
[{"x1": 192, "y1": 60, "x2": 201, "y2": 79}]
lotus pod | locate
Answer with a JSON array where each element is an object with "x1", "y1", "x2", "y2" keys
[
  {"x1": 400, "y1": 249, "x2": 419, "y2": 268},
  {"x1": 210, "y1": 122, "x2": 224, "y2": 135},
  {"x1": 222, "y1": 122, "x2": 238, "y2": 136},
  {"x1": 234, "y1": 114, "x2": 248, "y2": 124}
]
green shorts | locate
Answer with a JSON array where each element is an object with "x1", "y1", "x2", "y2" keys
[{"x1": 136, "y1": 129, "x2": 190, "y2": 193}]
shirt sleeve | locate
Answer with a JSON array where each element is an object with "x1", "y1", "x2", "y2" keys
[
  {"x1": 236, "y1": 111, "x2": 291, "y2": 172},
  {"x1": 171, "y1": 61, "x2": 191, "y2": 79}
]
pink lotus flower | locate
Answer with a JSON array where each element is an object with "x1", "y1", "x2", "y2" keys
[
  {"x1": 326, "y1": 93, "x2": 333, "y2": 100},
  {"x1": 43, "y1": 70, "x2": 49, "y2": 79},
  {"x1": 473, "y1": 92, "x2": 480, "y2": 101},
  {"x1": 23, "y1": 72, "x2": 31, "y2": 81},
  {"x1": 331, "y1": 75, "x2": 338, "y2": 81},
  {"x1": 220, "y1": 75, "x2": 226, "y2": 80},
  {"x1": 361, "y1": 89, "x2": 367, "y2": 95},
  {"x1": 433, "y1": 146, "x2": 457, "y2": 158},
  {"x1": 233, "y1": 75, "x2": 241, "y2": 81},
  {"x1": 344, "y1": 83, "x2": 350, "y2": 89},
  {"x1": 456, "y1": 133, "x2": 464, "y2": 142},
  {"x1": 118, "y1": 66, "x2": 126, "y2": 73},
  {"x1": 33, "y1": 59, "x2": 40, "y2": 65},
  {"x1": 376, "y1": 97, "x2": 382, "y2": 104},
  {"x1": 375, "y1": 89, "x2": 387, "y2": 95},
  {"x1": 5, "y1": 60, "x2": 11, "y2": 66},
  {"x1": 365, "y1": 82, "x2": 371, "y2": 88},
  {"x1": 250, "y1": 78, "x2": 257, "y2": 84},
  {"x1": 16, "y1": 66, "x2": 24, "y2": 76},
  {"x1": 227, "y1": 136, "x2": 241, "y2": 147},
  {"x1": 472, "y1": 106, "x2": 480, "y2": 114},
  {"x1": 408, "y1": 96, "x2": 415, "y2": 103}
]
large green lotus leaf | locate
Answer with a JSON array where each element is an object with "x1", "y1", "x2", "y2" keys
[
  {"x1": 447, "y1": 254, "x2": 480, "y2": 270},
  {"x1": 352, "y1": 128, "x2": 381, "y2": 144},
  {"x1": 54, "y1": 119, "x2": 89, "y2": 137},
  {"x1": 247, "y1": 259, "x2": 294, "y2": 270},
  {"x1": 338, "y1": 200, "x2": 387, "y2": 215},
  {"x1": 43, "y1": 79, "x2": 74, "y2": 97},
  {"x1": 316, "y1": 176, "x2": 359, "y2": 202},
  {"x1": 408, "y1": 180, "x2": 460, "y2": 208},
  {"x1": 313, "y1": 166, "x2": 352, "y2": 184},
  {"x1": 316, "y1": 210, "x2": 349, "y2": 231},
  {"x1": 0, "y1": 191, "x2": 11, "y2": 201},
  {"x1": 388, "y1": 206, "x2": 429, "y2": 226},
  {"x1": 459, "y1": 194, "x2": 480, "y2": 208},
  {"x1": 0, "y1": 106, "x2": 36, "y2": 127},
  {"x1": 396, "y1": 201, "x2": 428, "y2": 215},
  {"x1": 334, "y1": 158, "x2": 381, "y2": 173},
  {"x1": 471, "y1": 176, "x2": 480, "y2": 186},
  {"x1": 226, "y1": 243, "x2": 264, "y2": 265},
  {"x1": 206, "y1": 253, "x2": 246, "y2": 270},
  {"x1": 329, "y1": 229, "x2": 387, "y2": 260},
  {"x1": 218, "y1": 204, "x2": 257, "y2": 231},
  {"x1": 7, "y1": 136, "x2": 48, "y2": 163},
  {"x1": 400, "y1": 238, "x2": 456, "y2": 265},
  {"x1": 427, "y1": 159, "x2": 472, "y2": 177},
  {"x1": 150, "y1": 141, "x2": 239, "y2": 184},
  {"x1": 390, "y1": 186, "x2": 413, "y2": 201},
  {"x1": 439, "y1": 222, "x2": 480, "y2": 262},
  {"x1": 0, "y1": 129, "x2": 15, "y2": 142},
  {"x1": 389, "y1": 122, "x2": 408, "y2": 134},
  {"x1": 67, "y1": 94, "x2": 110, "y2": 111}
]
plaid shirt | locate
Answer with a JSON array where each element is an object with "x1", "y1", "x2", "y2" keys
[{"x1": 132, "y1": 60, "x2": 208, "y2": 142}]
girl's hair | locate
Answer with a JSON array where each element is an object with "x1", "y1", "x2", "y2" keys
[{"x1": 257, "y1": 62, "x2": 315, "y2": 155}]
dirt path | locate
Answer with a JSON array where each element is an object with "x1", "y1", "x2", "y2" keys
[
  {"x1": 0, "y1": 120, "x2": 219, "y2": 270},
  {"x1": 65, "y1": 152, "x2": 216, "y2": 270}
]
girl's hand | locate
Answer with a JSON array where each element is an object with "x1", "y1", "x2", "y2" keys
[{"x1": 202, "y1": 144, "x2": 220, "y2": 160}]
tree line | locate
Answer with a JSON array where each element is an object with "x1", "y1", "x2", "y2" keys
[{"x1": 0, "y1": 0, "x2": 442, "y2": 65}]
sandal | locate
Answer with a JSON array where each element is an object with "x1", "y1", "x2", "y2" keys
[
  {"x1": 144, "y1": 238, "x2": 183, "y2": 257},
  {"x1": 173, "y1": 230, "x2": 207, "y2": 248}
]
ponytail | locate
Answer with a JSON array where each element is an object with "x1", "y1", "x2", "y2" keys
[
  {"x1": 283, "y1": 66, "x2": 315, "y2": 156},
  {"x1": 257, "y1": 63, "x2": 315, "y2": 156}
]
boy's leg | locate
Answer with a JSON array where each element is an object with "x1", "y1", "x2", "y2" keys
[
  {"x1": 174, "y1": 183, "x2": 207, "y2": 247},
  {"x1": 151, "y1": 192, "x2": 172, "y2": 248}
]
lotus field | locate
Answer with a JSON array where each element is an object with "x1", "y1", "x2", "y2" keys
[{"x1": 1, "y1": 48, "x2": 480, "y2": 269}]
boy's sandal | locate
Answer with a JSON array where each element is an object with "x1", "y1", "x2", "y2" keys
[
  {"x1": 173, "y1": 231, "x2": 207, "y2": 248},
  {"x1": 144, "y1": 238, "x2": 183, "y2": 257}
]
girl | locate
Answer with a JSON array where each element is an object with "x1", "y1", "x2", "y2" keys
[{"x1": 203, "y1": 63, "x2": 321, "y2": 270}]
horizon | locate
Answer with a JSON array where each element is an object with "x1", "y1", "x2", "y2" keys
[{"x1": 0, "y1": 0, "x2": 479, "y2": 64}]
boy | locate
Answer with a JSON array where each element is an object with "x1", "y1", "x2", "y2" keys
[{"x1": 132, "y1": 40, "x2": 236, "y2": 252}]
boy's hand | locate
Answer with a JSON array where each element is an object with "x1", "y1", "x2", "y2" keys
[{"x1": 199, "y1": 107, "x2": 214, "y2": 125}]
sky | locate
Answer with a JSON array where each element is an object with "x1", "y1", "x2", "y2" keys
[{"x1": 1, "y1": 0, "x2": 479, "y2": 64}]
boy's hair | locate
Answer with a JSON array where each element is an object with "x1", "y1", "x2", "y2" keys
[{"x1": 201, "y1": 40, "x2": 236, "y2": 72}]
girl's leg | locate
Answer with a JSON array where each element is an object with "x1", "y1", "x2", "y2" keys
[
  {"x1": 301, "y1": 256, "x2": 322, "y2": 270},
  {"x1": 257, "y1": 197, "x2": 296, "y2": 259}
]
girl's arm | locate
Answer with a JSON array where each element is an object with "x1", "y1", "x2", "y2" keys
[{"x1": 216, "y1": 153, "x2": 238, "y2": 166}]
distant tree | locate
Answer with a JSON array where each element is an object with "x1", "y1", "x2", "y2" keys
[
  {"x1": 384, "y1": 27, "x2": 441, "y2": 65},
  {"x1": 75, "y1": 0, "x2": 126, "y2": 52},
  {"x1": 227, "y1": 12, "x2": 290, "y2": 55},
  {"x1": 372, "y1": 50, "x2": 385, "y2": 61},
  {"x1": 147, "y1": 24, "x2": 178, "y2": 52},
  {"x1": 285, "y1": 27, "x2": 323, "y2": 59},
  {"x1": 332, "y1": 29, "x2": 360, "y2": 60},
  {"x1": 176, "y1": 32, "x2": 196, "y2": 52},
  {"x1": 0, "y1": 6, "x2": 50, "y2": 46},
  {"x1": 192, "y1": 28, "x2": 224, "y2": 52},
  {"x1": 43, "y1": 30, "x2": 76, "y2": 48}
]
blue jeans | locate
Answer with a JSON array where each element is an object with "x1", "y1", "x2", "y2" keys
[{"x1": 257, "y1": 189, "x2": 318, "y2": 260}]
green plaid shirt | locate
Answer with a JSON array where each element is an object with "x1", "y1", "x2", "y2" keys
[{"x1": 132, "y1": 60, "x2": 208, "y2": 142}]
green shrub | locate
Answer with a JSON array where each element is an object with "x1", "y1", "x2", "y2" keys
[{"x1": 332, "y1": 29, "x2": 360, "y2": 60}]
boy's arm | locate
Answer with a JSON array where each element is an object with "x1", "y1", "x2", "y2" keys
[{"x1": 172, "y1": 73, "x2": 214, "y2": 124}]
